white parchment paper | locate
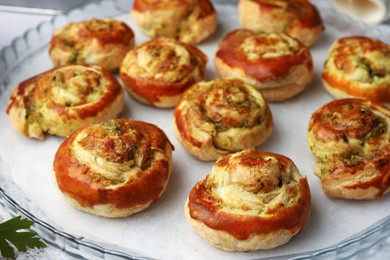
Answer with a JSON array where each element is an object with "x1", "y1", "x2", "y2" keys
[{"x1": 0, "y1": 4, "x2": 389, "y2": 260}]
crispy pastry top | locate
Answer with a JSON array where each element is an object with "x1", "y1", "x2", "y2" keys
[
  {"x1": 6, "y1": 65, "x2": 123, "y2": 139},
  {"x1": 322, "y1": 36, "x2": 390, "y2": 104},
  {"x1": 187, "y1": 148, "x2": 311, "y2": 240},
  {"x1": 308, "y1": 98, "x2": 390, "y2": 199},
  {"x1": 120, "y1": 37, "x2": 207, "y2": 106},
  {"x1": 53, "y1": 119, "x2": 174, "y2": 208},
  {"x1": 216, "y1": 30, "x2": 313, "y2": 83}
]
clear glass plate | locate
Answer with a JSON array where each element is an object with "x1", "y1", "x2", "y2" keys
[{"x1": 0, "y1": 0, "x2": 389, "y2": 259}]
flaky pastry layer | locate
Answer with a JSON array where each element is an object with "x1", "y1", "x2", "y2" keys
[
  {"x1": 185, "y1": 148, "x2": 311, "y2": 251},
  {"x1": 215, "y1": 29, "x2": 313, "y2": 102},
  {"x1": 6, "y1": 65, "x2": 124, "y2": 139},
  {"x1": 322, "y1": 36, "x2": 390, "y2": 106},
  {"x1": 53, "y1": 119, "x2": 174, "y2": 218},
  {"x1": 308, "y1": 98, "x2": 390, "y2": 199},
  {"x1": 49, "y1": 18, "x2": 134, "y2": 71},
  {"x1": 120, "y1": 37, "x2": 207, "y2": 107},
  {"x1": 132, "y1": 0, "x2": 217, "y2": 44},
  {"x1": 173, "y1": 78, "x2": 273, "y2": 161},
  {"x1": 238, "y1": 0, "x2": 324, "y2": 46}
]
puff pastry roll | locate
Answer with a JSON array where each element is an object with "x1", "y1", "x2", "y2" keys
[
  {"x1": 308, "y1": 98, "x2": 390, "y2": 199},
  {"x1": 173, "y1": 78, "x2": 273, "y2": 161},
  {"x1": 132, "y1": 0, "x2": 217, "y2": 44},
  {"x1": 322, "y1": 36, "x2": 390, "y2": 106},
  {"x1": 6, "y1": 65, "x2": 124, "y2": 140},
  {"x1": 215, "y1": 29, "x2": 313, "y2": 102},
  {"x1": 238, "y1": 0, "x2": 324, "y2": 46},
  {"x1": 49, "y1": 18, "x2": 135, "y2": 71},
  {"x1": 185, "y1": 148, "x2": 311, "y2": 251},
  {"x1": 53, "y1": 119, "x2": 174, "y2": 218},
  {"x1": 120, "y1": 37, "x2": 207, "y2": 108}
]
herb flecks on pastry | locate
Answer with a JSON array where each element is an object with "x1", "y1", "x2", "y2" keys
[
  {"x1": 322, "y1": 36, "x2": 390, "y2": 106},
  {"x1": 53, "y1": 118, "x2": 174, "y2": 218},
  {"x1": 173, "y1": 78, "x2": 273, "y2": 161},
  {"x1": 185, "y1": 148, "x2": 311, "y2": 251},
  {"x1": 238, "y1": 0, "x2": 324, "y2": 46},
  {"x1": 308, "y1": 98, "x2": 390, "y2": 199},
  {"x1": 6, "y1": 65, "x2": 124, "y2": 140},
  {"x1": 120, "y1": 37, "x2": 207, "y2": 108},
  {"x1": 49, "y1": 18, "x2": 135, "y2": 71},
  {"x1": 215, "y1": 29, "x2": 313, "y2": 102}
]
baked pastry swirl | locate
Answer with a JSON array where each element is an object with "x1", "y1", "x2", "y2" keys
[
  {"x1": 131, "y1": 0, "x2": 217, "y2": 44},
  {"x1": 49, "y1": 18, "x2": 135, "y2": 71},
  {"x1": 238, "y1": 0, "x2": 324, "y2": 46},
  {"x1": 53, "y1": 118, "x2": 174, "y2": 218},
  {"x1": 322, "y1": 36, "x2": 390, "y2": 106},
  {"x1": 308, "y1": 98, "x2": 390, "y2": 199},
  {"x1": 6, "y1": 65, "x2": 124, "y2": 140},
  {"x1": 185, "y1": 148, "x2": 311, "y2": 251},
  {"x1": 120, "y1": 37, "x2": 207, "y2": 108},
  {"x1": 173, "y1": 78, "x2": 273, "y2": 161},
  {"x1": 215, "y1": 29, "x2": 314, "y2": 102}
]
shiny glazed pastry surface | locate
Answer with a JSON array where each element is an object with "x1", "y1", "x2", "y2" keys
[
  {"x1": 308, "y1": 98, "x2": 390, "y2": 199},
  {"x1": 49, "y1": 18, "x2": 135, "y2": 71},
  {"x1": 6, "y1": 65, "x2": 124, "y2": 140},
  {"x1": 215, "y1": 29, "x2": 313, "y2": 101},
  {"x1": 185, "y1": 148, "x2": 311, "y2": 251},
  {"x1": 173, "y1": 78, "x2": 273, "y2": 161},
  {"x1": 322, "y1": 36, "x2": 390, "y2": 106},
  {"x1": 120, "y1": 37, "x2": 207, "y2": 107},
  {"x1": 237, "y1": 0, "x2": 324, "y2": 46},
  {"x1": 132, "y1": 0, "x2": 217, "y2": 44},
  {"x1": 53, "y1": 118, "x2": 174, "y2": 218}
]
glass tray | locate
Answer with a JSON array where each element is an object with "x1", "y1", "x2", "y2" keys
[{"x1": 0, "y1": 0, "x2": 389, "y2": 259}]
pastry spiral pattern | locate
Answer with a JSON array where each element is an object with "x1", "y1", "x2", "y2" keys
[
  {"x1": 53, "y1": 119, "x2": 174, "y2": 218},
  {"x1": 238, "y1": 0, "x2": 324, "y2": 46},
  {"x1": 120, "y1": 37, "x2": 207, "y2": 107},
  {"x1": 322, "y1": 36, "x2": 390, "y2": 106},
  {"x1": 215, "y1": 29, "x2": 314, "y2": 101},
  {"x1": 173, "y1": 78, "x2": 273, "y2": 161},
  {"x1": 185, "y1": 148, "x2": 311, "y2": 251},
  {"x1": 308, "y1": 98, "x2": 390, "y2": 199},
  {"x1": 6, "y1": 65, "x2": 124, "y2": 140},
  {"x1": 49, "y1": 18, "x2": 135, "y2": 71},
  {"x1": 132, "y1": 0, "x2": 217, "y2": 44}
]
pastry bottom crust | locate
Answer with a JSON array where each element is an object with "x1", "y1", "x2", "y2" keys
[
  {"x1": 322, "y1": 182, "x2": 389, "y2": 200},
  {"x1": 322, "y1": 78, "x2": 390, "y2": 107},
  {"x1": 184, "y1": 198, "x2": 296, "y2": 251},
  {"x1": 125, "y1": 83, "x2": 182, "y2": 108},
  {"x1": 62, "y1": 192, "x2": 153, "y2": 218},
  {"x1": 215, "y1": 57, "x2": 312, "y2": 102}
]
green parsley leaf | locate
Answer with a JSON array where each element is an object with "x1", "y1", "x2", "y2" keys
[{"x1": 0, "y1": 216, "x2": 46, "y2": 259}]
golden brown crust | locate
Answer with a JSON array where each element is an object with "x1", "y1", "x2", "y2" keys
[
  {"x1": 49, "y1": 18, "x2": 135, "y2": 71},
  {"x1": 173, "y1": 78, "x2": 273, "y2": 161},
  {"x1": 120, "y1": 37, "x2": 207, "y2": 108},
  {"x1": 215, "y1": 29, "x2": 313, "y2": 102},
  {"x1": 322, "y1": 36, "x2": 390, "y2": 106},
  {"x1": 132, "y1": 0, "x2": 217, "y2": 44},
  {"x1": 6, "y1": 65, "x2": 124, "y2": 140},
  {"x1": 238, "y1": 0, "x2": 324, "y2": 46},
  {"x1": 185, "y1": 148, "x2": 311, "y2": 251},
  {"x1": 53, "y1": 118, "x2": 174, "y2": 218},
  {"x1": 308, "y1": 98, "x2": 390, "y2": 199}
]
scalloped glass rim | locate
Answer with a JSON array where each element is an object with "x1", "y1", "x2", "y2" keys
[{"x1": 0, "y1": 1, "x2": 389, "y2": 259}]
